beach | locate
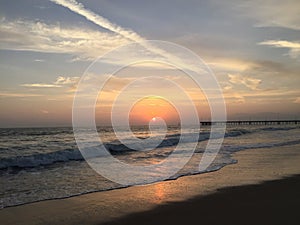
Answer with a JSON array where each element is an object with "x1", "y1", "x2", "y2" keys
[
  {"x1": 2, "y1": 1, "x2": 300, "y2": 224},
  {"x1": 1, "y1": 143, "x2": 300, "y2": 225}
]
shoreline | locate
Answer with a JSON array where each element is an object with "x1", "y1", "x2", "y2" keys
[
  {"x1": 1, "y1": 144, "x2": 300, "y2": 225},
  {"x1": 0, "y1": 159, "x2": 235, "y2": 210}
]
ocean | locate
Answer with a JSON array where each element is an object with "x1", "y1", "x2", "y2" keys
[{"x1": 0, "y1": 124, "x2": 299, "y2": 208}]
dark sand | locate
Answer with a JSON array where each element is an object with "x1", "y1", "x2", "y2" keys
[{"x1": 102, "y1": 175, "x2": 300, "y2": 225}]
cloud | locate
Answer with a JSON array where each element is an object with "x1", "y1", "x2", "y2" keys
[
  {"x1": 259, "y1": 40, "x2": 300, "y2": 49},
  {"x1": 21, "y1": 76, "x2": 79, "y2": 88},
  {"x1": 21, "y1": 84, "x2": 62, "y2": 88},
  {"x1": 250, "y1": 0, "x2": 300, "y2": 30},
  {"x1": 258, "y1": 40, "x2": 300, "y2": 59},
  {"x1": 294, "y1": 97, "x2": 300, "y2": 104},
  {"x1": 214, "y1": 0, "x2": 300, "y2": 30},
  {"x1": 50, "y1": 0, "x2": 144, "y2": 43},
  {"x1": 50, "y1": 0, "x2": 200, "y2": 72},
  {"x1": 207, "y1": 58, "x2": 253, "y2": 73},
  {"x1": 54, "y1": 76, "x2": 80, "y2": 85},
  {"x1": 41, "y1": 110, "x2": 49, "y2": 114},
  {"x1": 0, "y1": 1, "x2": 200, "y2": 71},
  {"x1": 222, "y1": 88, "x2": 300, "y2": 105},
  {"x1": 228, "y1": 74, "x2": 262, "y2": 90},
  {"x1": 220, "y1": 82, "x2": 233, "y2": 91},
  {"x1": 0, "y1": 18, "x2": 129, "y2": 60},
  {"x1": 226, "y1": 93, "x2": 245, "y2": 104},
  {"x1": 0, "y1": 92, "x2": 43, "y2": 98}
]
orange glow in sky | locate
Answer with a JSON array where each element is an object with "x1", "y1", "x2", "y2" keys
[{"x1": 129, "y1": 96, "x2": 179, "y2": 125}]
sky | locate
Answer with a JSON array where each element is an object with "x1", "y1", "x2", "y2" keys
[{"x1": 0, "y1": 0, "x2": 300, "y2": 127}]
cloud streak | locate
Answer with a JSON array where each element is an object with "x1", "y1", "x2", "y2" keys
[
  {"x1": 250, "y1": 0, "x2": 300, "y2": 30},
  {"x1": 294, "y1": 97, "x2": 300, "y2": 104},
  {"x1": 258, "y1": 40, "x2": 300, "y2": 59},
  {"x1": 228, "y1": 74, "x2": 262, "y2": 90},
  {"x1": 54, "y1": 76, "x2": 80, "y2": 85},
  {"x1": 21, "y1": 84, "x2": 62, "y2": 88},
  {"x1": 21, "y1": 76, "x2": 80, "y2": 88},
  {"x1": 0, "y1": 92, "x2": 43, "y2": 98},
  {"x1": 50, "y1": 0, "x2": 144, "y2": 43},
  {"x1": 50, "y1": 0, "x2": 202, "y2": 72},
  {"x1": 0, "y1": 18, "x2": 129, "y2": 60},
  {"x1": 214, "y1": 0, "x2": 300, "y2": 30}
]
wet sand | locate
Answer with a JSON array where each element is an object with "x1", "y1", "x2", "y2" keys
[
  {"x1": 103, "y1": 174, "x2": 300, "y2": 225},
  {"x1": 1, "y1": 144, "x2": 300, "y2": 225}
]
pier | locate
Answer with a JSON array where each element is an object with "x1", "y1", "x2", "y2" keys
[{"x1": 200, "y1": 120, "x2": 300, "y2": 126}]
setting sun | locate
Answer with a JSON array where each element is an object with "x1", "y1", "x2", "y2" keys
[
  {"x1": 129, "y1": 96, "x2": 179, "y2": 125},
  {"x1": 1, "y1": 0, "x2": 300, "y2": 224}
]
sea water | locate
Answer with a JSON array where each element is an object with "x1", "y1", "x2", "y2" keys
[{"x1": 0, "y1": 125, "x2": 299, "y2": 208}]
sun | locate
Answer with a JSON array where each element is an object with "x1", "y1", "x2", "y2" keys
[{"x1": 129, "y1": 96, "x2": 180, "y2": 125}]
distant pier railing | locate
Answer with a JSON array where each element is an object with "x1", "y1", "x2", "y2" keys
[{"x1": 200, "y1": 120, "x2": 300, "y2": 126}]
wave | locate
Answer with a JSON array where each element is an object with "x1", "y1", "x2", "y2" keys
[
  {"x1": 222, "y1": 139, "x2": 300, "y2": 153},
  {"x1": 0, "y1": 128, "x2": 73, "y2": 136},
  {"x1": 0, "y1": 149, "x2": 83, "y2": 170},
  {"x1": 106, "y1": 137, "x2": 180, "y2": 154},
  {"x1": 260, "y1": 127, "x2": 298, "y2": 131},
  {"x1": 0, "y1": 126, "x2": 297, "y2": 170},
  {"x1": 99, "y1": 129, "x2": 251, "y2": 154},
  {"x1": 0, "y1": 155, "x2": 237, "y2": 209}
]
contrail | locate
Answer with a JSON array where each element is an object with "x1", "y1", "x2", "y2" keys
[
  {"x1": 50, "y1": 0, "x2": 202, "y2": 72},
  {"x1": 50, "y1": 0, "x2": 144, "y2": 43}
]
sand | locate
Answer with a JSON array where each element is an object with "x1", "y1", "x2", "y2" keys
[
  {"x1": 103, "y1": 175, "x2": 300, "y2": 225},
  {"x1": 1, "y1": 144, "x2": 300, "y2": 225}
]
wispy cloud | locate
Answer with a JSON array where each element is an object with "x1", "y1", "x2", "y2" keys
[
  {"x1": 207, "y1": 58, "x2": 253, "y2": 73},
  {"x1": 0, "y1": 92, "x2": 43, "y2": 98},
  {"x1": 294, "y1": 97, "x2": 300, "y2": 104},
  {"x1": 21, "y1": 84, "x2": 62, "y2": 88},
  {"x1": 228, "y1": 74, "x2": 262, "y2": 90},
  {"x1": 21, "y1": 76, "x2": 80, "y2": 88},
  {"x1": 41, "y1": 110, "x2": 49, "y2": 114},
  {"x1": 0, "y1": 18, "x2": 129, "y2": 60},
  {"x1": 250, "y1": 0, "x2": 300, "y2": 30},
  {"x1": 34, "y1": 59, "x2": 45, "y2": 62},
  {"x1": 50, "y1": 0, "x2": 144, "y2": 43},
  {"x1": 214, "y1": 0, "x2": 300, "y2": 30},
  {"x1": 223, "y1": 88, "x2": 300, "y2": 105},
  {"x1": 258, "y1": 40, "x2": 300, "y2": 59},
  {"x1": 0, "y1": 1, "x2": 202, "y2": 70},
  {"x1": 50, "y1": 0, "x2": 201, "y2": 72},
  {"x1": 259, "y1": 40, "x2": 300, "y2": 49},
  {"x1": 54, "y1": 76, "x2": 80, "y2": 85}
]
